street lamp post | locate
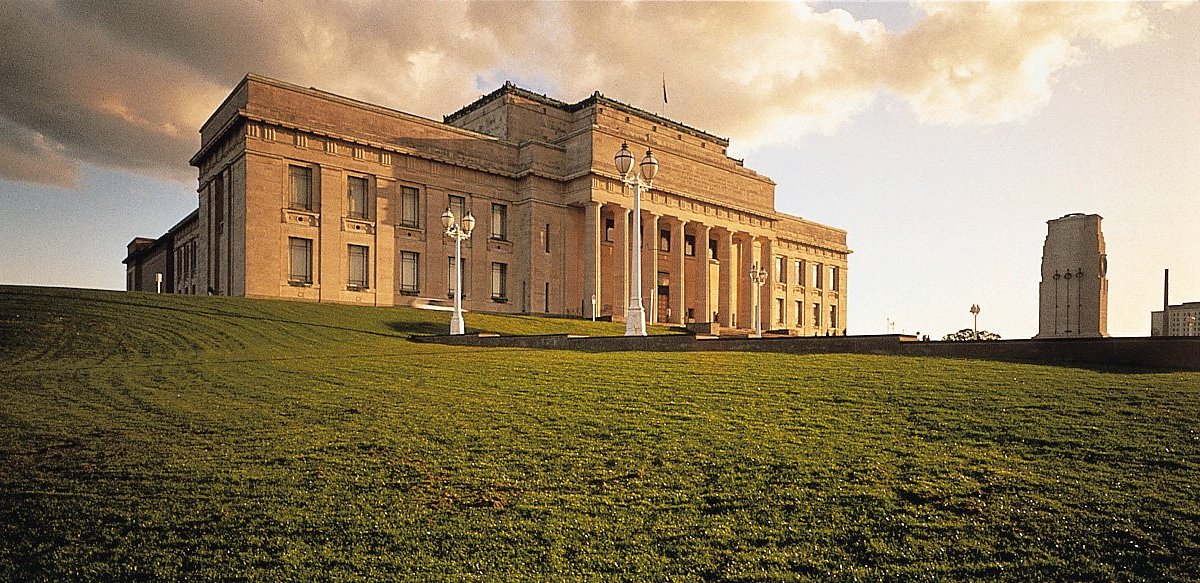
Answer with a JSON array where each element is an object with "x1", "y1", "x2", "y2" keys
[
  {"x1": 441, "y1": 207, "x2": 475, "y2": 335},
  {"x1": 970, "y1": 304, "x2": 981, "y2": 340},
  {"x1": 749, "y1": 263, "x2": 768, "y2": 338},
  {"x1": 614, "y1": 142, "x2": 659, "y2": 337}
]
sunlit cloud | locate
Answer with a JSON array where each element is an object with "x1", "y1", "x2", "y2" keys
[{"x1": 0, "y1": 0, "x2": 1176, "y2": 188}]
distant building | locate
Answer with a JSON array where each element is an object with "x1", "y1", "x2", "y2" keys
[
  {"x1": 1035, "y1": 213, "x2": 1109, "y2": 338},
  {"x1": 123, "y1": 210, "x2": 199, "y2": 294},
  {"x1": 124, "y1": 74, "x2": 851, "y2": 333},
  {"x1": 1152, "y1": 302, "x2": 1200, "y2": 336}
]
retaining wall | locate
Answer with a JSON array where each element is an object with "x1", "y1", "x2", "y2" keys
[{"x1": 413, "y1": 333, "x2": 1200, "y2": 371}]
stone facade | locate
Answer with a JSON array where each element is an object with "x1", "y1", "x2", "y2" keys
[
  {"x1": 123, "y1": 210, "x2": 199, "y2": 294},
  {"x1": 132, "y1": 74, "x2": 851, "y2": 333},
  {"x1": 1035, "y1": 213, "x2": 1108, "y2": 338},
  {"x1": 1152, "y1": 302, "x2": 1200, "y2": 336}
]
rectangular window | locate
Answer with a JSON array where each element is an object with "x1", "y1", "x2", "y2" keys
[
  {"x1": 288, "y1": 237, "x2": 312, "y2": 284},
  {"x1": 288, "y1": 165, "x2": 312, "y2": 211},
  {"x1": 776, "y1": 298, "x2": 785, "y2": 324},
  {"x1": 605, "y1": 217, "x2": 615, "y2": 242},
  {"x1": 775, "y1": 256, "x2": 786, "y2": 284},
  {"x1": 448, "y1": 257, "x2": 467, "y2": 298},
  {"x1": 813, "y1": 303, "x2": 822, "y2": 328},
  {"x1": 491, "y1": 262, "x2": 508, "y2": 300},
  {"x1": 491, "y1": 204, "x2": 507, "y2": 240},
  {"x1": 544, "y1": 223, "x2": 551, "y2": 253},
  {"x1": 795, "y1": 300, "x2": 803, "y2": 327},
  {"x1": 831, "y1": 266, "x2": 840, "y2": 291},
  {"x1": 796, "y1": 261, "x2": 805, "y2": 287},
  {"x1": 814, "y1": 263, "x2": 824, "y2": 289},
  {"x1": 659, "y1": 229, "x2": 671, "y2": 252},
  {"x1": 399, "y1": 251, "x2": 419, "y2": 293},
  {"x1": 830, "y1": 305, "x2": 839, "y2": 330},
  {"x1": 400, "y1": 186, "x2": 420, "y2": 228},
  {"x1": 709, "y1": 239, "x2": 718, "y2": 260},
  {"x1": 448, "y1": 194, "x2": 466, "y2": 223},
  {"x1": 684, "y1": 234, "x2": 696, "y2": 257},
  {"x1": 347, "y1": 176, "x2": 368, "y2": 219},
  {"x1": 348, "y1": 245, "x2": 369, "y2": 289}
]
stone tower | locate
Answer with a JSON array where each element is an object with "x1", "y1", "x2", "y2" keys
[{"x1": 1036, "y1": 214, "x2": 1109, "y2": 338}]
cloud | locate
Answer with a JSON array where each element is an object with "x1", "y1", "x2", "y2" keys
[{"x1": 0, "y1": 0, "x2": 1174, "y2": 188}]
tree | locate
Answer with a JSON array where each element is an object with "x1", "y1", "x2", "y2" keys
[{"x1": 942, "y1": 328, "x2": 1001, "y2": 341}]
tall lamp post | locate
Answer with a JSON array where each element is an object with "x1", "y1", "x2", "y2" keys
[
  {"x1": 614, "y1": 142, "x2": 658, "y2": 337},
  {"x1": 749, "y1": 263, "x2": 768, "y2": 338},
  {"x1": 970, "y1": 304, "x2": 981, "y2": 340},
  {"x1": 442, "y1": 208, "x2": 475, "y2": 335}
]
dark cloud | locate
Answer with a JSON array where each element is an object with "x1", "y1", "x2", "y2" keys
[{"x1": 0, "y1": 0, "x2": 1167, "y2": 188}]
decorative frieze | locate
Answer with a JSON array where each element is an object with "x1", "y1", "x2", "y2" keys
[
  {"x1": 282, "y1": 208, "x2": 319, "y2": 227},
  {"x1": 341, "y1": 217, "x2": 375, "y2": 234}
]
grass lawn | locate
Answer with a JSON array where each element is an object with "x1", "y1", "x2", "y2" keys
[{"x1": 1, "y1": 285, "x2": 1198, "y2": 581}]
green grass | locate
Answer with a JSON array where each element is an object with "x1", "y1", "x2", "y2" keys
[{"x1": 1, "y1": 285, "x2": 1198, "y2": 581}]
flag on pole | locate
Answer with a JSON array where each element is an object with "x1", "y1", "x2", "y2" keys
[{"x1": 662, "y1": 75, "x2": 668, "y2": 105}]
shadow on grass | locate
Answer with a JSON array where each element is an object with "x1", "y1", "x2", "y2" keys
[{"x1": 385, "y1": 321, "x2": 451, "y2": 337}]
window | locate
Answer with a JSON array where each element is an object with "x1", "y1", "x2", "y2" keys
[
  {"x1": 544, "y1": 224, "x2": 551, "y2": 253},
  {"x1": 348, "y1": 245, "x2": 369, "y2": 289},
  {"x1": 775, "y1": 256, "x2": 787, "y2": 284},
  {"x1": 776, "y1": 298, "x2": 785, "y2": 324},
  {"x1": 831, "y1": 266, "x2": 840, "y2": 291},
  {"x1": 684, "y1": 234, "x2": 696, "y2": 257},
  {"x1": 347, "y1": 176, "x2": 368, "y2": 219},
  {"x1": 400, "y1": 187, "x2": 420, "y2": 228},
  {"x1": 288, "y1": 237, "x2": 312, "y2": 284},
  {"x1": 605, "y1": 217, "x2": 615, "y2": 242},
  {"x1": 399, "y1": 251, "x2": 419, "y2": 293},
  {"x1": 813, "y1": 303, "x2": 822, "y2": 328},
  {"x1": 659, "y1": 229, "x2": 671, "y2": 252},
  {"x1": 447, "y1": 257, "x2": 467, "y2": 298},
  {"x1": 448, "y1": 194, "x2": 466, "y2": 222},
  {"x1": 814, "y1": 262, "x2": 824, "y2": 289},
  {"x1": 796, "y1": 261, "x2": 805, "y2": 287},
  {"x1": 491, "y1": 204, "x2": 507, "y2": 240},
  {"x1": 288, "y1": 165, "x2": 312, "y2": 210},
  {"x1": 491, "y1": 262, "x2": 508, "y2": 300},
  {"x1": 830, "y1": 305, "x2": 839, "y2": 330},
  {"x1": 795, "y1": 300, "x2": 803, "y2": 327},
  {"x1": 708, "y1": 239, "x2": 718, "y2": 260}
]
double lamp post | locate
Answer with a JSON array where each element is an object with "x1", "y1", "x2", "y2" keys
[{"x1": 442, "y1": 208, "x2": 475, "y2": 335}]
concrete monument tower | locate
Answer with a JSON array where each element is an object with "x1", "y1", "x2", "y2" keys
[{"x1": 1036, "y1": 213, "x2": 1109, "y2": 338}]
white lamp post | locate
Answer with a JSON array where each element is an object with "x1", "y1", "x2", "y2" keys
[
  {"x1": 591, "y1": 294, "x2": 597, "y2": 322},
  {"x1": 442, "y1": 207, "x2": 475, "y2": 335},
  {"x1": 615, "y1": 142, "x2": 658, "y2": 337},
  {"x1": 970, "y1": 303, "x2": 981, "y2": 340},
  {"x1": 749, "y1": 263, "x2": 768, "y2": 338}
]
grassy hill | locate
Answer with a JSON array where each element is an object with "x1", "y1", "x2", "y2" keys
[{"x1": 1, "y1": 285, "x2": 1198, "y2": 581}]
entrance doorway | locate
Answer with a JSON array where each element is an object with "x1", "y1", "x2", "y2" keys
[{"x1": 656, "y1": 271, "x2": 670, "y2": 324}]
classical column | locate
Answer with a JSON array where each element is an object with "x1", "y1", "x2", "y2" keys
[
  {"x1": 761, "y1": 238, "x2": 777, "y2": 328},
  {"x1": 674, "y1": 219, "x2": 687, "y2": 324},
  {"x1": 699, "y1": 223, "x2": 712, "y2": 323},
  {"x1": 614, "y1": 206, "x2": 630, "y2": 320},
  {"x1": 738, "y1": 233, "x2": 755, "y2": 329},
  {"x1": 646, "y1": 213, "x2": 659, "y2": 324},
  {"x1": 717, "y1": 228, "x2": 734, "y2": 327},
  {"x1": 584, "y1": 201, "x2": 601, "y2": 319}
]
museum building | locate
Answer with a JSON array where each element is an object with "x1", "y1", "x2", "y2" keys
[{"x1": 125, "y1": 74, "x2": 850, "y2": 333}]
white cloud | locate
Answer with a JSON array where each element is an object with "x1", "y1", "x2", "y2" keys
[{"x1": 0, "y1": 0, "x2": 1173, "y2": 187}]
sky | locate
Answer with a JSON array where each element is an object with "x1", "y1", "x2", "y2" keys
[{"x1": 0, "y1": 0, "x2": 1196, "y2": 338}]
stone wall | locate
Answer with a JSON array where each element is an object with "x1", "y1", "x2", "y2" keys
[{"x1": 414, "y1": 333, "x2": 1200, "y2": 371}]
